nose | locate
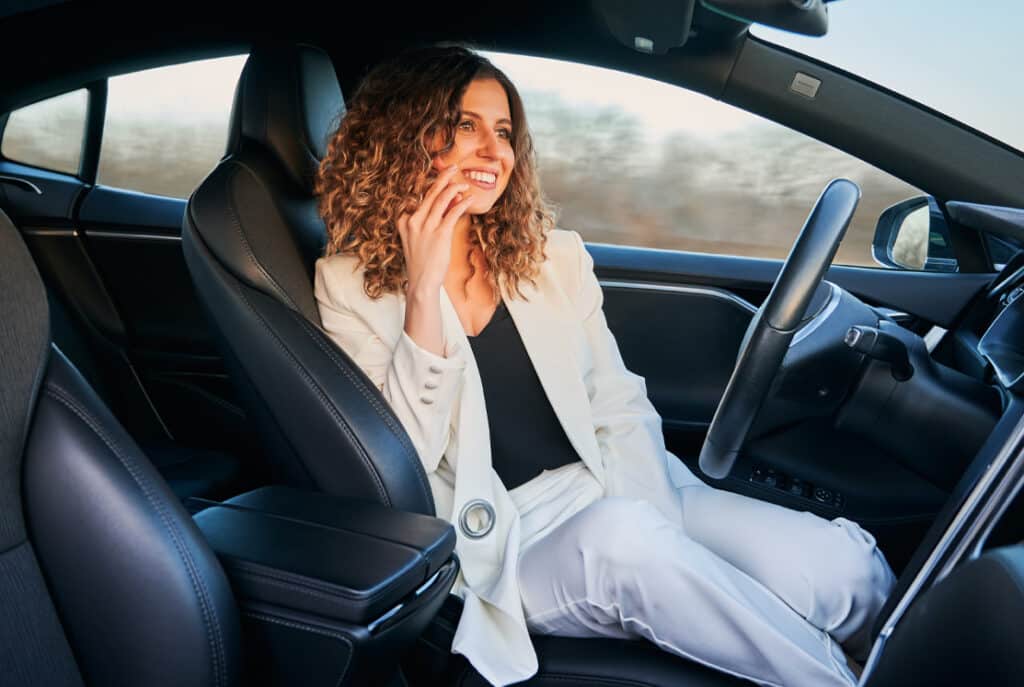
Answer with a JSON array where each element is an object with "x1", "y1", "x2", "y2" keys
[{"x1": 477, "y1": 128, "x2": 501, "y2": 159}]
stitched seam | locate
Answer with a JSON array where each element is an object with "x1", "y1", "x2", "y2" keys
[
  {"x1": 222, "y1": 164, "x2": 300, "y2": 312},
  {"x1": 242, "y1": 610, "x2": 354, "y2": 686},
  {"x1": 44, "y1": 385, "x2": 227, "y2": 687},
  {"x1": 229, "y1": 281, "x2": 389, "y2": 504},
  {"x1": 230, "y1": 561, "x2": 405, "y2": 603},
  {"x1": 294, "y1": 313, "x2": 433, "y2": 506}
]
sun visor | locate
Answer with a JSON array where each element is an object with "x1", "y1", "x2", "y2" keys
[{"x1": 593, "y1": 0, "x2": 697, "y2": 55}]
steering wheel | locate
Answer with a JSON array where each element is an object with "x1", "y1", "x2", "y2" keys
[{"x1": 698, "y1": 178, "x2": 861, "y2": 479}]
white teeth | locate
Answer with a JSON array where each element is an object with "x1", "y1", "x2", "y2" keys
[{"x1": 467, "y1": 171, "x2": 497, "y2": 184}]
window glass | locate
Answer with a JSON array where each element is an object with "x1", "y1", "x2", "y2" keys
[
  {"x1": 483, "y1": 51, "x2": 922, "y2": 267},
  {"x1": 98, "y1": 54, "x2": 247, "y2": 198},
  {"x1": 753, "y1": 0, "x2": 1024, "y2": 155},
  {"x1": 2, "y1": 89, "x2": 88, "y2": 175}
]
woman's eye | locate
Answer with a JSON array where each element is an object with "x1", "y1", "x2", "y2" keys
[
  {"x1": 498, "y1": 128, "x2": 512, "y2": 140},
  {"x1": 458, "y1": 120, "x2": 474, "y2": 131}
]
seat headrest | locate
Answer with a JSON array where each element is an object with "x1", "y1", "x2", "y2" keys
[
  {"x1": 0, "y1": 208, "x2": 50, "y2": 549},
  {"x1": 225, "y1": 42, "x2": 345, "y2": 193}
]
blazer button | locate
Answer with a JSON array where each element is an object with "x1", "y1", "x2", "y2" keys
[
  {"x1": 420, "y1": 396, "x2": 434, "y2": 405},
  {"x1": 428, "y1": 364, "x2": 443, "y2": 374},
  {"x1": 424, "y1": 380, "x2": 439, "y2": 390},
  {"x1": 459, "y1": 499, "x2": 496, "y2": 539}
]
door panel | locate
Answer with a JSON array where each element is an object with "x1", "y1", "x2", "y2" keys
[
  {"x1": 590, "y1": 243, "x2": 992, "y2": 328},
  {"x1": 591, "y1": 241, "x2": 989, "y2": 573},
  {"x1": 2, "y1": 164, "x2": 250, "y2": 457}
]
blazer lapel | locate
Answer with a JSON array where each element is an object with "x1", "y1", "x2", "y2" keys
[
  {"x1": 438, "y1": 284, "x2": 605, "y2": 484},
  {"x1": 502, "y1": 281, "x2": 605, "y2": 484}
]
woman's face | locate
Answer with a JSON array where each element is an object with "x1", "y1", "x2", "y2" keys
[{"x1": 431, "y1": 77, "x2": 515, "y2": 215}]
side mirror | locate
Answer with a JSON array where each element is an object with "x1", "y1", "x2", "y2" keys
[{"x1": 872, "y1": 196, "x2": 958, "y2": 272}]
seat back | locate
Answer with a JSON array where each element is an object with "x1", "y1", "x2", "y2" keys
[
  {"x1": 1, "y1": 209, "x2": 240, "y2": 687},
  {"x1": 182, "y1": 42, "x2": 434, "y2": 515}
]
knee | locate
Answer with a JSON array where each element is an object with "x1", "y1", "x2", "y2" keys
[{"x1": 813, "y1": 519, "x2": 896, "y2": 632}]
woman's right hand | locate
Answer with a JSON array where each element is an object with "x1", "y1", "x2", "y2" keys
[
  {"x1": 397, "y1": 164, "x2": 474, "y2": 357},
  {"x1": 397, "y1": 164, "x2": 473, "y2": 294}
]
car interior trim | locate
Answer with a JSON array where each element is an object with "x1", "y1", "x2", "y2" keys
[
  {"x1": 0, "y1": 174, "x2": 43, "y2": 194},
  {"x1": 83, "y1": 229, "x2": 182, "y2": 242},
  {"x1": 791, "y1": 281, "x2": 840, "y2": 346},
  {"x1": 860, "y1": 407, "x2": 1024, "y2": 684},
  {"x1": 21, "y1": 227, "x2": 76, "y2": 237},
  {"x1": 598, "y1": 279, "x2": 757, "y2": 314}
]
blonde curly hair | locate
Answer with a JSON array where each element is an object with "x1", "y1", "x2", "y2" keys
[{"x1": 315, "y1": 45, "x2": 555, "y2": 301}]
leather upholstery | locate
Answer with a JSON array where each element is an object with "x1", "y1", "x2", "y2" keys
[
  {"x1": 225, "y1": 42, "x2": 345, "y2": 192},
  {"x1": 183, "y1": 42, "x2": 434, "y2": 514},
  {"x1": 24, "y1": 348, "x2": 241, "y2": 687},
  {"x1": 0, "y1": 207, "x2": 82, "y2": 687},
  {"x1": 194, "y1": 486, "x2": 455, "y2": 625},
  {"x1": 865, "y1": 544, "x2": 1024, "y2": 686},
  {"x1": 0, "y1": 208, "x2": 241, "y2": 687},
  {"x1": 457, "y1": 636, "x2": 751, "y2": 687}
]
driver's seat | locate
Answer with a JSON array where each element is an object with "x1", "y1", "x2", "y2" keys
[{"x1": 182, "y1": 40, "x2": 747, "y2": 687}]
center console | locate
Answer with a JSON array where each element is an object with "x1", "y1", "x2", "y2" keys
[{"x1": 192, "y1": 486, "x2": 458, "y2": 686}]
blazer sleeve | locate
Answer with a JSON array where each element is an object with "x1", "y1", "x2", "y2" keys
[
  {"x1": 569, "y1": 230, "x2": 687, "y2": 523},
  {"x1": 314, "y1": 258, "x2": 468, "y2": 474}
]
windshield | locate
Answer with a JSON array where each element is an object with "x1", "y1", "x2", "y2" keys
[{"x1": 752, "y1": 0, "x2": 1024, "y2": 155}]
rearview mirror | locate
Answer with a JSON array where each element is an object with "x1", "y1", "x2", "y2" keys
[
  {"x1": 873, "y1": 196, "x2": 958, "y2": 272},
  {"x1": 699, "y1": 0, "x2": 829, "y2": 36}
]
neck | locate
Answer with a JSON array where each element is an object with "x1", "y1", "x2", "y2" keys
[{"x1": 449, "y1": 214, "x2": 475, "y2": 267}]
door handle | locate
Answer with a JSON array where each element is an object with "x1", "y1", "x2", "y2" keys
[{"x1": 0, "y1": 175, "x2": 43, "y2": 195}]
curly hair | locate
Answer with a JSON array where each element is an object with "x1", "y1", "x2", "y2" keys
[{"x1": 315, "y1": 45, "x2": 555, "y2": 301}]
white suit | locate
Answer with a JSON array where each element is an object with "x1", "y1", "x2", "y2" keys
[{"x1": 314, "y1": 229, "x2": 894, "y2": 687}]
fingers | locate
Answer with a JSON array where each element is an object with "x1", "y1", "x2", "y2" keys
[
  {"x1": 438, "y1": 193, "x2": 475, "y2": 233},
  {"x1": 413, "y1": 164, "x2": 460, "y2": 226},
  {"x1": 424, "y1": 182, "x2": 470, "y2": 231}
]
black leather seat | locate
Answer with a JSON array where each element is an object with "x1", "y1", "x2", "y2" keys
[
  {"x1": 0, "y1": 209, "x2": 240, "y2": 686},
  {"x1": 182, "y1": 41, "x2": 748, "y2": 687}
]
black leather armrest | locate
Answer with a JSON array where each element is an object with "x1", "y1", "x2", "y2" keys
[{"x1": 193, "y1": 486, "x2": 455, "y2": 626}]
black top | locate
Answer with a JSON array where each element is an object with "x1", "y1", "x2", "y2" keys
[{"x1": 467, "y1": 300, "x2": 582, "y2": 490}]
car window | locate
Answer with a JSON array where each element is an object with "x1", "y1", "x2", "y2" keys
[
  {"x1": 752, "y1": 0, "x2": 1024, "y2": 156},
  {"x1": 483, "y1": 51, "x2": 923, "y2": 267},
  {"x1": 97, "y1": 54, "x2": 247, "y2": 198},
  {"x1": 1, "y1": 88, "x2": 88, "y2": 175}
]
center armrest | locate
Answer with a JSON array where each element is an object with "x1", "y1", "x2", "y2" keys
[{"x1": 194, "y1": 485, "x2": 456, "y2": 626}]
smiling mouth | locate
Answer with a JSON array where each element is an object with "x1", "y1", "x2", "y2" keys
[{"x1": 464, "y1": 170, "x2": 498, "y2": 190}]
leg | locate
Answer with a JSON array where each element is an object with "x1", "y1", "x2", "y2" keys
[
  {"x1": 517, "y1": 497, "x2": 858, "y2": 687},
  {"x1": 677, "y1": 484, "x2": 896, "y2": 661}
]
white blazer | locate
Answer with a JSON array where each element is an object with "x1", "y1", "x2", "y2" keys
[{"x1": 314, "y1": 228, "x2": 703, "y2": 685}]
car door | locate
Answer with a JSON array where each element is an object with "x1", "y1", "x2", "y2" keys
[
  {"x1": 482, "y1": 45, "x2": 1016, "y2": 574},
  {"x1": 0, "y1": 54, "x2": 262, "y2": 472}
]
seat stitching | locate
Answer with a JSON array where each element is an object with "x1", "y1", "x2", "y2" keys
[
  {"x1": 242, "y1": 610, "x2": 354, "y2": 680},
  {"x1": 227, "y1": 279, "x2": 389, "y2": 504},
  {"x1": 222, "y1": 164, "x2": 301, "y2": 312},
  {"x1": 292, "y1": 313, "x2": 434, "y2": 508},
  {"x1": 43, "y1": 384, "x2": 228, "y2": 687}
]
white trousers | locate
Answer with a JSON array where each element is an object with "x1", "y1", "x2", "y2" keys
[{"x1": 511, "y1": 464, "x2": 896, "y2": 687}]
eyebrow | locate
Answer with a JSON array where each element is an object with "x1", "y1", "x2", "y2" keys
[{"x1": 461, "y1": 110, "x2": 513, "y2": 127}]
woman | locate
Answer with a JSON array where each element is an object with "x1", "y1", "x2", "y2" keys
[{"x1": 313, "y1": 45, "x2": 895, "y2": 687}]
